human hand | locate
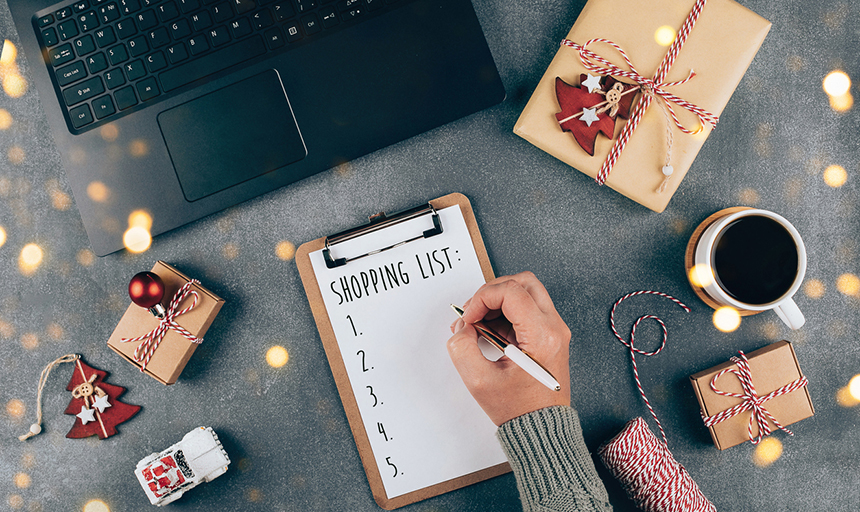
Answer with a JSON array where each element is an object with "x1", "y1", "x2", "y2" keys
[{"x1": 447, "y1": 272, "x2": 571, "y2": 426}]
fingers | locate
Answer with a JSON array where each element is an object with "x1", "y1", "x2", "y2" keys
[
  {"x1": 446, "y1": 323, "x2": 500, "y2": 388},
  {"x1": 461, "y1": 277, "x2": 545, "y2": 332}
]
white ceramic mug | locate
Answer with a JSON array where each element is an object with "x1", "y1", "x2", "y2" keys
[{"x1": 693, "y1": 209, "x2": 806, "y2": 330}]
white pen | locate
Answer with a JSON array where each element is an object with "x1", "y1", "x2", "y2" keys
[{"x1": 450, "y1": 304, "x2": 561, "y2": 392}]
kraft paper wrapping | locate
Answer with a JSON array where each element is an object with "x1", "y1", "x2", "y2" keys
[
  {"x1": 690, "y1": 340, "x2": 814, "y2": 450},
  {"x1": 513, "y1": 0, "x2": 771, "y2": 212},
  {"x1": 107, "y1": 261, "x2": 225, "y2": 385}
]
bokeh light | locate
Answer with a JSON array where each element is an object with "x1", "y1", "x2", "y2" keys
[
  {"x1": 830, "y1": 92, "x2": 854, "y2": 112},
  {"x1": 688, "y1": 263, "x2": 714, "y2": 288},
  {"x1": 654, "y1": 26, "x2": 676, "y2": 46},
  {"x1": 100, "y1": 124, "x2": 119, "y2": 142},
  {"x1": 128, "y1": 210, "x2": 153, "y2": 230},
  {"x1": 1, "y1": 40, "x2": 17, "y2": 65},
  {"x1": 7, "y1": 146, "x2": 25, "y2": 165},
  {"x1": 123, "y1": 227, "x2": 152, "y2": 253},
  {"x1": 13, "y1": 473, "x2": 31, "y2": 488},
  {"x1": 86, "y1": 181, "x2": 110, "y2": 202},
  {"x1": 823, "y1": 70, "x2": 851, "y2": 96},
  {"x1": 266, "y1": 345, "x2": 289, "y2": 368},
  {"x1": 850, "y1": 374, "x2": 860, "y2": 401},
  {"x1": 222, "y1": 243, "x2": 239, "y2": 260},
  {"x1": 275, "y1": 240, "x2": 296, "y2": 261},
  {"x1": 129, "y1": 139, "x2": 149, "y2": 157},
  {"x1": 3, "y1": 73, "x2": 28, "y2": 98},
  {"x1": 802, "y1": 279, "x2": 825, "y2": 299},
  {"x1": 713, "y1": 306, "x2": 741, "y2": 332},
  {"x1": 0, "y1": 225, "x2": 6, "y2": 248},
  {"x1": 8, "y1": 495, "x2": 24, "y2": 509},
  {"x1": 836, "y1": 273, "x2": 860, "y2": 296},
  {"x1": 6, "y1": 398, "x2": 25, "y2": 418},
  {"x1": 823, "y1": 165, "x2": 847, "y2": 187},
  {"x1": 19, "y1": 243, "x2": 44, "y2": 275},
  {"x1": 77, "y1": 249, "x2": 95, "y2": 266},
  {"x1": 0, "y1": 108, "x2": 12, "y2": 129},
  {"x1": 752, "y1": 437, "x2": 783, "y2": 467},
  {"x1": 83, "y1": 499, "x2": 111, "y2": 512},
  {"x1": 20, "y1": 333, "x2": 39, "y2": 350}
]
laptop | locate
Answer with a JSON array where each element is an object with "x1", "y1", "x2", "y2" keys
[{"x1": 7, "y1": 0, "x2": 504, "y2": 255}]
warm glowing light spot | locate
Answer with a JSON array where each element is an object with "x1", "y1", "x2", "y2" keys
[
  {"x1": 829, "y1": 92, "x2": 854, "y2": 112},
  {"x1": 21, "y1": 332, "x2": 39, "y2": 350},
  {"x1": 823, "y1": 165, "x2": 847, "y2": 187},
  {"x1": 83, "y1": 499, "x2": 111, "y2": 512},
  {"x1": 8, "y1": 494, "x2": 24, "y2": 509},
  {"x1": 21, "y1": 453, "x2": 35, "y2": 469},
  {"x1": 19, "y1": 243, "x2": 44, "y2": 275},
  {"x1": 1, "y1": 40, "x2": 17, "y2": 64},
  {"x1": 222, "y1": 243, "x2": 239, "y2": 260},
  {"x1": 837, "y1": 385, "x2": 860, "y2": 407},
  {"x1": 803, "y1": 279, "x2": 825, "y2": 299},
  {"x1": 14, "y1": 473, "x2": 31, "y2": 489},
  {"x1": 688, "y1": 264, "x2": 714, "y2": 288},
  {"x1": 0, "y1": 319, "x2": 15, "y2": 338},
  {"x1": 77, "y1": 249, "x2": 95, "y2": 267},
  {"x1": 6, "y1": 399, "x2": 25, "y2": 418},
  {"x1": 129, "y1": 139, "x2": 149, "y2": 157},
  {"x1": 737, "y1": 188, "x2": 760, "y2": 205},
  {"x1": 86, "y1": 181, "x2": 109, "y2": 202},
  {"x1": 3, "y1": 73, "x2": 28, "y2": 98},
  {"x1": 128, "y1": 210, "x2": 153, "y2": 230},
  {"x1": 47, "y1": 323, "x2": 65, "y2": 340},
  {"x1": 850, "y1": 374, "x2": 860, "y2": 401},
  {"x1": 0, "y1": 225, "x2": 6, "y2": 248},
  {"x1": 823, "y1": 70, "x2": 851, "y2": 97},
  {"x1": 100, "y1": 124, "x2": 119, "y2": 142},
  {"x1": 51, "y1": 190, "x2": 72, "y2": 210},
  {"x1": 266, "y1": 345, "x2": 289, "y2": 368},
  {"x1": 654, "y1": 25, "x2": 676, "y2": 46},
  {"x1": 761, "y1": 322, "x2": 780, "y2": 340},
  {"x1": 275, "y1": 240, "x2": 296, "y2": 261},
  {"x1": 836, "y1": 273, "x2": 860, "y2": 296},
  {"x1": 752, "y1": 437, "x2": 783, "y2": 467},
  {"x1": 713, "y1": 306, "x2": 741, "y2": 332},
  {"x1": 123, "y1": 226, "x2": 152, "y2": 253},
  {"x1": 69, "y1": 147, "x2": 87, "y2": 165},
  {"x1": 246, "y1": 488, "x2": 263, "y2": 502},
  {"x1": 0, "y1": 108, "x2": 12, "y2": 129},
  {"x1": 7, "y1": 145, "x2": 25, "y2": 165}
]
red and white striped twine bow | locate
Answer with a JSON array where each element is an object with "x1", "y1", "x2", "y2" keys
[
  {"x1": 610, "y1": 290, "x2": 690, "y2": 445},
  {"x1": 121, "y1": 280, "x2": 203, "y2": 372},
  {"x1": 560, "y1": 0, "x2": 718, "y2": 185},
  {"x1": 702, "y1": 351, "x2": 809, "y2": 445}
]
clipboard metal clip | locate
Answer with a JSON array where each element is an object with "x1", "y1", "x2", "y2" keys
[{"x1": 323, "y1": 203, "x2": 443, "y2": 268}]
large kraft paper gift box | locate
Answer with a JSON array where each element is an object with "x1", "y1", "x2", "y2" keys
[
  {"x1": 513, "y1": 0, "x2": 771, "y2": 212},
  {"x1": 690, "y1": 340, "x2": 814, "y2": 450},
  {"x1": 108, "y1": 261, "x2": 225, "y2": 385}
]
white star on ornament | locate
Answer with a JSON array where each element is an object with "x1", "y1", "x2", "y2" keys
[
  {"x1": 76, "y1": 406, "x2": 96, "y2": 425},
  {"x1": 92, "y1": 394, "x2": 111, "y2": 413},
  {"x1": 581, "y1": 73, "x2": 603, "y2": 93},
  {"x1": 580, "y1": 107, "x2": 600, "y2": 127}
]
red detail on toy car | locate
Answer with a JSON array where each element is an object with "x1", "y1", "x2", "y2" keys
[{"x1": 142, "y1": 455, "x2": 187, "y2": 497}]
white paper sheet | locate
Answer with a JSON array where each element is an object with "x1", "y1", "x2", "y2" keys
[{"x1": 309, "y1": 205, "x2": 507, "y2": 499}]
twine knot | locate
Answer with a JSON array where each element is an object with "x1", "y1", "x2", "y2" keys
[
  {"x1": 702, "y1": 351, "x2": 809, "y2": 445},
  {"x1": 121, "y1": 280, "x2": 203, "y2": 372}
]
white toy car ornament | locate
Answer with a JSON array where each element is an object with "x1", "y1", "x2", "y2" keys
[{"x1": 135, "y1": 426, "x2": 230, "y2": 506}]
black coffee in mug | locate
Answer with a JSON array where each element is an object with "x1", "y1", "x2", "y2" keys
[{"x1": 712, "y1": 215, "x2": 799, "y2": 305}]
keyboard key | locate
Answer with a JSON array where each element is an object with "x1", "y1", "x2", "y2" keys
[
  {"x1": 63, "y1": 75, "x2": 104, "y2": 105},
  {"x1": 212, "y1": 2, "x2": 233, "y2": 22},
  {"x1": 41, "y1": 27, "x2": 59, "y2": 47},
  {"x1": 166, "y1": 42, "x2": 188, "y2": 62},
  {"x1": 56, "y1": 60, "x2": 88, "y2": 86},
  {"x1": 157, "y1": 1, "x2": 180, "y2": 21},
  {"x1": 191, "y1": 11, "x2": 212, "y2": 31},
  {"x1": 73, "y1": 1, "x2": 89, "y2": 13},
  {"x1": 107, "y1": 43, "x2": 129, "y2": 64},
  {"x1": 128, "y1": 34, "x2": 149, "y2": 56},
  {"x1": 119, "y1": 0, "x2": 140, "y2": 14},
  {"x1": 188, "y1": 35, "x2": 209, "y2": 55},
  {"x1": 229, "y1": 17, "x2": 252, "y2": 38},
  {"x1": 114, "y1": 85, "x2": 138, "y2": 109},
  {"x1": 104, "y1": 67, "x2": 126, "y2": 88},
  {"x1": 252, "y1": 9, "x2": 273, "y2": 29},
  {"x1": 320, "y1": 8, "x2": 337, "y2": 27},
  {"x1": 86, "y1": 52, "x2": 108, "y2": 72},
  {"x1": 365, "y1": 0, "x2": 382, "y2": 9},
  {"x1": 135, "y1": 9, "x2": 158, "y2": 30},
  {"x1": 208, "y1": 26, "x2": 231, "y2": 46},
  {"x1": 336, "y1": 0, "x2": 360, "y2": 9},
  {"x1": 272, "y1": 1, "x2": 294, "y2": 19},
  {"x1": 145, "y1": 50, "x2": 167, "y2": 71},
  {"x1": 93, "y1": 94, "x2": 116, "y2": 118},
  {"x1": 339, "y1": 5, "x2": 363, "y2": 19},
  {"x1": 74, "y1": 34, "x2": 96, "y2": 55},
  {"x1": 160, "y1": 34, "x2": 265, "y2": 91},
  {"x1": 124, "y1": 59, "x2": 146, "y2": 80},
  {"x1": 170, "y1": 18, "x2": 192, "y2": 39},
  {"x1": 94, "y1": 26, "x2": 117, "y2": 47},
  {"x1": 98, "y1": 3, "x2": 121, "y2": 22},
  {"x1": 136, "y1": 77, "x2": 160, "y2": 100},
  {"x1": 295, "y1": 0, "x2": 315, "y2": 13},
  {"x1": 177, "y1": 0, "x2": 200, "y2": 13},
  {"x1": 38, "y1": 14, "x2": 55, "y2": 27},
  {"x1": 232, "y1": 0, "x2": 255, "y2": 14},
  {"x1": 49, "y1": 44, "x2": 75, "y2": 66},
  {"x1": 69, "y1": 103, "x2": 94, "y2": 128},
  {"x1": 148, "y1": 27, "x2": 170, "y2": 47},
  {"x1": 58, "y1": 19, "x2": 79, "y2": 40},
  {"x1": 116, "y1": 19, "x2": 137, "y2": 38},
  {"x1": 283, "y1": 21, "x2": 301, "y2": 41},
  {"x1": 78, "y1": 11, "x2": 99, "y2": 31},
  {"x1": 56, "y1": 7, "x2": 73, "y2": 19},
  {"x1": 263, "y1": 26, "x2": 283, "y2": 49},
  {"x1": 300, "y1": 13, "x2": 319, "y2": 34}
]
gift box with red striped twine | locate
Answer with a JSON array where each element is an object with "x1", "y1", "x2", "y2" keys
[{"x1": 598, "y1": 290, "x2": 716, "y2": 512}]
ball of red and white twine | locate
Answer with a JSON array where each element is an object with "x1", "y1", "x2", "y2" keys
[{"x1": 598, "y1": 290, "x2": 716, "y2": 512}]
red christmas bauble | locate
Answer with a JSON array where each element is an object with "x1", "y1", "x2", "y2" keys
[{"x1": 129, "y1": 272, "x2": 165, "y2": 309}]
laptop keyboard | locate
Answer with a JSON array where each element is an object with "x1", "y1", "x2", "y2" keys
[{"x1": 33, "y1": 0, "x2": 397, "y2": 133}]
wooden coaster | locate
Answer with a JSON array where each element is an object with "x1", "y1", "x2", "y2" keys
[{"x1": 684, "y1": 207, "x2": 760, "y2": 316}]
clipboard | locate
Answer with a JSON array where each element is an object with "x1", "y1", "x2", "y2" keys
[{"x1": 296, "y1": 193, "x2": 510, "y2": 509}]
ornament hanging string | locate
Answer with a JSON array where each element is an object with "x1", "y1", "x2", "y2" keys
[
  {"x1": 121, "y1": 280, "x2": 203, "y2": 372},
  {"x1": 19, "y1": 353, "x2": 80, "y2": 441},
  {"x1": 560, "y1": 0, "x2": 718, "y2": 188},
  {"x1": 702, "y1": 350, "x2": 809, "y2": 444},
  {"x1": 599, "y1": 290, "x2": 717, "y2": 512}
]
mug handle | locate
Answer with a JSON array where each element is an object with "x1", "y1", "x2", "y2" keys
[{"x1": 773, "y1": 298, "x2": 805, "y2": 330}]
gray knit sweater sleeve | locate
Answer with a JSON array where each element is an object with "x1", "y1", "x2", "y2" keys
[{"x1": 496, "y1": 406, "x2": 613, "y2": 512}]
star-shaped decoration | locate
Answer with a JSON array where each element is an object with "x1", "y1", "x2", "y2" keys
[
  {"x1": 580, "y1": 107, "x2": 600, "y2": 127},
  {"x1": 581, "y1": 73, "x2": 603, "y2": 93},
  {"x1": 76, "y1": 406, "x2": 96, "y2": 425},
  {"x1": 92, "y1": 394, "x2": 112, "y2": 413}
]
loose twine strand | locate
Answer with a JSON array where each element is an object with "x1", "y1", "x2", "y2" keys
[
  {"x1": 19, "y1": 354, "x2": 80, "y2": 441},
  {"x1": 598, "y1": 291, "x2": 716, "y2": 512}
]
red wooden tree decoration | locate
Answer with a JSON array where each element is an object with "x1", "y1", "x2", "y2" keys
[
  {"x1": 64, "y1": 358, "x2": 141, "y2": 439},
  {"x1": 555, "y1": 74, "x2": 637, "y2": 156}
]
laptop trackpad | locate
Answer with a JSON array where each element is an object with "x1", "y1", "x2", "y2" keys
[{"x1": 158, "y1": 69, "x2": 307, "y2": 202}]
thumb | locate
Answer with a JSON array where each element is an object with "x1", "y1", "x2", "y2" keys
[{"x1": 446, "y1": 323, "x2": 497, "y2": 387}]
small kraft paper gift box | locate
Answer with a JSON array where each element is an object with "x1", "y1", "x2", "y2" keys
[
  {"x1": 513, "y1": 0, "x2": 771, "y2": 212},
  {"x1": 690, "y1": 340, "x2": 814, "y2": 450},
  {"x1": 107, "y1": 261, "x2": 225, "y2": 385}
]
